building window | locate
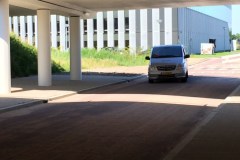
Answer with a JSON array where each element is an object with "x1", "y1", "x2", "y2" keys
[
  {"x1": 93, "y1": 19, "x2": 97, "y2": 30},
  {"x1": 125, "y1": 40, "x2": 129, "y2": 48},
  {"x1": 125, "y1": 17, "x2": 129, "y2": 33},
  {"x1": 11, "y1": 23, "x2": 14, "y2": 31},
  {"x1": 18, "y1": 23, "x2": 20, "y2": 36},
  {"x1": 25, "y1": 23, "x2": 28, "y2": 37},
  {"x1": 93, "y1": 19, "x2": 97, "y2": 34},
  {"x1": 57, "y1": 21, "x2": 60, "y2": 36},
  {"x1": 84, "y1": 20, "x2": 87, "y2": 35},
  {"x1": 57, "y1": 41, "x2": 60, "y2": 48},
  {"x1": 104, "y1": 18, "x2": 107, "y2": 34},
  {"x1": 115, "y1": 40, "x2": 118, "y2": 47},
  {"x1": 33, "y1": 22, "x2": 35, "y2": 33},
  {"x1": 104, "y1": 40, "x2": 108, "y2": 47},
  {"x1": 114, "y1": 18, "x2": 118, "y2": 34},
  {"x1": 94, "y1": 41, "x2": 97, "y2": 48},
  {"x1": 84, "y1": 41, "x2": 87, "y2": 48},
  {"x1": 67, "y1": 41, "x2": 70, "y2": 49}
]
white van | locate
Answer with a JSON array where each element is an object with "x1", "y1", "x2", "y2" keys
[{"x1": 145, "y1": 45, "x2": 190, "y2": 83}]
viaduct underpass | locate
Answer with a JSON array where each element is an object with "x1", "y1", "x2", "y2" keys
[{"x1": 1, "y1": 0, "x2": 240, "y2": 94}]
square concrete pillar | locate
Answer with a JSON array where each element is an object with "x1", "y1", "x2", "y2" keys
[{"x1": 0, "y1": 0, "x2": 11, "y2": 94}]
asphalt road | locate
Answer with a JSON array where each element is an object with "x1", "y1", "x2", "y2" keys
[{"x1": 1, "y1": 58, "x2": 240, "y2": 160}]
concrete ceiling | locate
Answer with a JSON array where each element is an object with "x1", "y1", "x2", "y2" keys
[{"x1": 9, "y1": 0, "x2": 240, "y2": 17}]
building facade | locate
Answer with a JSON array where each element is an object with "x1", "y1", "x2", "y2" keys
[
  {"x1": 178, "y1": 8, "x2": 230, "y2": 53},
  {"x1": 9, "y1": 6, "x2": 231, "y2": 54}
]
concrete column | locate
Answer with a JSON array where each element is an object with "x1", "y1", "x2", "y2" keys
[
  {"x1": 60, "y1": 16, "x2": 66, "y2": 51},
  {"x1": 152, "y1": 8, "x2": 161, "y2": 46},
  {"x1": 70, "y1": 16, "x2": 82, "y2": 80},
  {"x1": 118, "y1": 10, "x2": 125, "y2": 50},
  {"x1": 0, "y1": 0, "x2": 11, "y2": 94},
  {"x1": 51, "y1": 15, "x2": 57, "y2": 48},
  {"x1": 107, "y1": 11, "x2": 114, "y2": 47},
  {"x1": 129, "y1": 10, "x2": 137, "y2": 54},
  {"x1": 140, "y1": 9, "x2": 148, "y2": 51},
  {"x1": 164, "y1": 8, "x2": 173, "y2": 45},
  {"x1": 20, "y1": 16, "x2": 26, "y2": 42},
  {"x1": 13, "y1": 16, "x2": 19, "y2": 35},
  {"x1": 27, "y1": 16, "x2": 33, "y2": 45},
  {"x1": 37, "y1": 9, "x2": 51, "y2": 86},
  {"x1": 97, "y1": 12, "x2": 104, "y2": 50},
  {"x1": 80, "y1": 19, "x2": 84, "y2": 48},
  {"x1": 87, "y1": 19, "x2": 94, "y2": 48}
]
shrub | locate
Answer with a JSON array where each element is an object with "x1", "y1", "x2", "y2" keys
[{"x1": 10, "y1": 33, "x2": 64, "y2": 78}]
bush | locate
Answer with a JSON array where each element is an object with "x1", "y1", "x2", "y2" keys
[{"x1": 10, "y1": 33, "x2": 64, "y2": 78}]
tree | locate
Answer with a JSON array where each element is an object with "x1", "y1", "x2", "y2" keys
[{"x1": 230, "y1": 31, "x2": 240, "y2": 40}]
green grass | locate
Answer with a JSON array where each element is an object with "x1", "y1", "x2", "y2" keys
[
  {"x1": 51, "y1": 49, "x2": 70, "y2": 71},
  {"x1": 52, "y1": 48, "x2": 240, "y2": 72},
  {"x1": 190, "y1": 50, "x2": 240, "y2": 58},
  {"x1": 51, "y1": 48, "x2": 149, "y2": 71},
  {"x1": 81, "y1": 48, "x2": 149, "y2": 67}
]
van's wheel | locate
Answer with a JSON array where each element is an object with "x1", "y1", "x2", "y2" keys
[{"x1": 148, "y1": 79, "x2": 154, "y2": 83}]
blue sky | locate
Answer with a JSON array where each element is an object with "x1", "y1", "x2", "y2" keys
[{"x1": 232, "y1": 5, "x2": 240, "y2": 34}]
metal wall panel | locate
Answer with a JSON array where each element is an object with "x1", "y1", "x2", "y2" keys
[{"x1": 178, "y1": 8, "x2": 230, "y2": 54}]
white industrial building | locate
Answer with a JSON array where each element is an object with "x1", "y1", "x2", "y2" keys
[{"x1": 9, "y1": 7, "x2": 231, "y2": 54}]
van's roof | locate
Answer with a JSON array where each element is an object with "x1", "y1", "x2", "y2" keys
[{"x1": 153, "y1": 44, "x2": 184, "y2": 48}]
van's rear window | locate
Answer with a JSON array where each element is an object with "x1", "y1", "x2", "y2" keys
[{"x1": 151, "y1": 46, "x2": 182, "y2": 58}]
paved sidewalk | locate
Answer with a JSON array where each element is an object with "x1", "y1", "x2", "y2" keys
[{"x1": 0, "y1": 73, "x2": 144, "y2": 112}]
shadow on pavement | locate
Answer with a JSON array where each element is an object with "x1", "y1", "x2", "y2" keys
[{"x1": 0, "y1": 101, "x2": 213, "y2": 160}]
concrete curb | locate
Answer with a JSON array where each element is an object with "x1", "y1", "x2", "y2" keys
[
  {"x1": 0, "y1": 99, "x2": 45, "y2": 113},
  {"x1": 0, "y1": 74, "x2": 145, "y2": 113}
]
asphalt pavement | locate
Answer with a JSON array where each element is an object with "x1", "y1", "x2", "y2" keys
[{"x1": 1, "y1": 56, "x2": 240, "y2": 160}]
